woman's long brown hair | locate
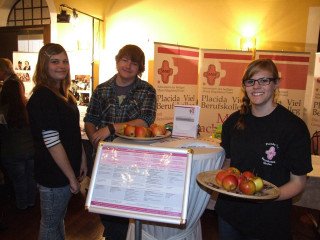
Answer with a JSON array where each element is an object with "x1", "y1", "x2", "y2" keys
[{"x1": 32, "y1": 43, "x2": 76, "y2": 104}]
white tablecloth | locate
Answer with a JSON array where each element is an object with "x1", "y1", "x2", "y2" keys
[
  {"x1": 113, "y1": 137, "x2": 225, "y2": 240},
  {"x1": 293, "y1": 155, "x2": 320, "y2": 210}
]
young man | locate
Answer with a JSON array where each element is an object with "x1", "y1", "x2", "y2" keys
[{"x1": 84, "y1": 44, "x2": 157, "y2": 240}]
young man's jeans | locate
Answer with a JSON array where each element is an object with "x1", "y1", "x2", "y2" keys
[
  {"x1": 100, "y1": 214, "x2": 129, "y2": 240},
  {"x1": 218, "y1": 216, "x2": 260, "y2": 240},
  {"x1": 38, "y1": 185, "x2": 72, "y2": 240},
  {"x1": 1, "y1": 154, "x2": 36, "y2": 209}
]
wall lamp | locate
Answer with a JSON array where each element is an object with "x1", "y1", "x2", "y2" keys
[
  {"x1": 58, "y1": 4, "x2": 103, "y2": 23},
  {"x1": 240, "y1": 36, "x2": 256, "y2": 59},
  {"x1": 240, "y1": 37, "x2": 256, "y2": 51}
]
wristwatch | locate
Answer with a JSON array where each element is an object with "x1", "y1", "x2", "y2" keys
[{"x1": 107, "y1": 124, "x2": 115, "y2": 135}]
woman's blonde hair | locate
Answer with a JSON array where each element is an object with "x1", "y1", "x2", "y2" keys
[
  {"x1": 32, "y1": 43, "x2": 75, "y2": 103},
  {"x1": 236, "y1": 59, "x2": 280, "y2": 130}
]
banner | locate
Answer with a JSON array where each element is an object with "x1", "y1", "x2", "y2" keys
[
  {"x1": 154, "y1": 43, "x2": 199, "y2": 125},
  {"x1": 314, "y1": 53, "x2": 320, "y2": 77},
  {"x1": 256, "y1": 51, "x2": 310, "y2": 118},
  {"x1": 153, "y1": 43, "x2": 311, "y2": 136},
  {"x1": 198, "y1": 49, "x2": 252, "y2": 133},
  {"x1": 309, "y1": 52, "x2": 320, "y2": 136}
]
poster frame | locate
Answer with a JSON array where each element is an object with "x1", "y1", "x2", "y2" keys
[{"x1": 85, "y1": 141, "x2": 193, "y2": 225}]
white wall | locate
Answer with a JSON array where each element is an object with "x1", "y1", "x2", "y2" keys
[{"x1": 0, "y1": 0, "x2": 14, "y2": 26}]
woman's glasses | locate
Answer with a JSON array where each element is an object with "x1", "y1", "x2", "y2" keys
[{"x1": 243, "y1": 77, "x2": 278, "y2": 87}]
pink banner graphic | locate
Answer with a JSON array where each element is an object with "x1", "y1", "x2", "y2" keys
[
  {"x1": 153, "y1": 43, "x2": 311, "y2": 135},
  {"x1": 258, "y1": 54, "x2": 309, "y2": 90},
  {"x1": 199, "y1": 49, "x2": 253, "y2": 133},
  {"x1": 154, "y1": 43, "x2": 199, "y2": 124},
  {"x1": 256, "y1": 51, "x2": 310, "y2": 118},
  {"x1": 202, "y1": 52, "x2": 253, "y2": 87}
]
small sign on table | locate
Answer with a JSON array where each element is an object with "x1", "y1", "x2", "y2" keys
[{"x1": 172, "y1": 105, "x2": 200, "y2": 138}]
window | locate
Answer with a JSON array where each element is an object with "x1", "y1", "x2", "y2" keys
[{"x1": 7, "y1": 0, "x2": 50, "y2": 27}]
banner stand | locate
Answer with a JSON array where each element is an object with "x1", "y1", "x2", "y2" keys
[{"x1": 135, "y1": 219, "x2": 142, "y2": 240}]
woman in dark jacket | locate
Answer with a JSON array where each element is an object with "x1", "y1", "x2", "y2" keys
[{"x1": 0, "y1": 78, "x2": 36, "y2": 210}]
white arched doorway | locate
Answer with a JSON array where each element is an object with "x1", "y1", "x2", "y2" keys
[{"x1": 0, "y1": 0, "x2": 57, "y2": 42}]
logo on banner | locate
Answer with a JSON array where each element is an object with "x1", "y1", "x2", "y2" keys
[
  {"x1": 202, "y1": 61, "x2": 226, "y2": 86},
  {"x1": 203, "y1": 64, "x2": 220, "y2": 85},
  {"x1": 157, "y1": 58, "x2": 198, "y2": 85},
  {"x1": 158, "y1": 60, "x2": 173, "y2": 84}
]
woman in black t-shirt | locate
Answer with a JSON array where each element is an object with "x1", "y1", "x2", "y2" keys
[
  {"x1": 27, "y1": 43, "x2": 87, "y2": 240},
  {"x1": 215, "y1": 59, "x2": 312, "y2": 240}
]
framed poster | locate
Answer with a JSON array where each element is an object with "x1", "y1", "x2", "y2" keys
[
  {"x1": 85, "y1": 142, "x2": 193, "y2": 225},
  {"x1": 68, "y1": 50, "x2": 92, "y2": 106},
  {"x1": 13, "y1": 52, "x2": 38, "y2": 98}
]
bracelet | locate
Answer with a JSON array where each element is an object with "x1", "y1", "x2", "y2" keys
[{"x1": 107, "y1": 124, "x2": 115, "y2": 135}]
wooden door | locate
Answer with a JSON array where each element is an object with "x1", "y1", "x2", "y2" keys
[
  {"x1": 0, "y1": 25, "x2": 51, "y2": 61},
  {"x1": 0, "y1": 30, "x2": 18, "y2": 61}
]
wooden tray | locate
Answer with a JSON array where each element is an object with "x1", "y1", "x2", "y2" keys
[
  {"x1": 197, "y1": 170, "x2": 280, "y2": 200},
  {"x1": 115, "y1": 130, "x2": 171, "y2": 142}
]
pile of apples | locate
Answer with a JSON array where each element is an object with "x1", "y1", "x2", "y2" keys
[
  {"x1": 122, "y1": 123, "x2": 167, "y2": 138},
  {"x1": 215, "y1": 167, "x2": 264, "y2": 195}
]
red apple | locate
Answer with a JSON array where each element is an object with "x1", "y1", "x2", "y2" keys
[
  {"x1": 239, "y1": 179, "x2": 256, "y2": 195},
  {"x1": 226, "y1": 167, "x2": 241, "y2": 176},
  {"x1": 215, "y1": 170, "x2": 228, "y2": 186},
  {"x1": 242, "y1": 170, "x2": 255, "y2": 179},
  {"x1": 135, "y1": 126, "x2": 148, "y2": 138},
  {"x1": 222, "y1": 174, "x2": 238, "y2": 191},
  {"x1": 237, "y1": 174, "x2": 247, "y2": 186},
  {"x1": 252, "y1": 176, "x2": 264, "y2": 192},
  {"x1": 124, "y1": 125, "x2": 135, "y2": 137},
  {"x1": 150, "y1": 124, "x2": 166, "y2": 137}
]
